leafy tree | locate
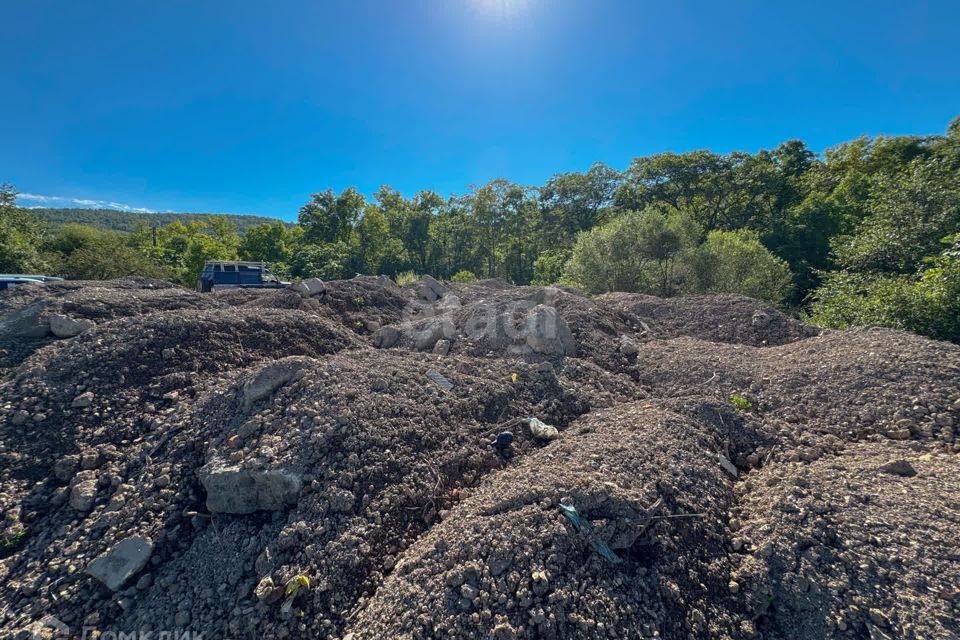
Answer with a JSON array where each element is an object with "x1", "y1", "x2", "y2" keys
[
  {"x1": 290, "y1": 242, "x2": 352, "y2": 280},
  {"x1": 298, "y1": 187, "x2": 366, "y2": 245},
  {"x1": 810, "y1": 234, "x2": 960, "y2": 342},
  {"x1": 46, "y1": 223, "x2": 169, "y2": 280},
  {"x1": 531, "y1": 249, "x2": 571, "y2": 286},
  {"x1": 831, "y1": 158, "x2": 960, "y2": 273},
  {"x1": 182, "y1": 233, "x2": 237, "y2": 286},
  {"x1": 0, "y1": 184, "x2": 49, "y2": 273},
  {"x1": 563, "y1": 209, "x2": 696, "y2": 295},
  {"x1": 540, "y1": 162, "x2": 620, "y2": 241},
  {"x1": 239, "y1": 222, "x2": 296, "y2": 273}
]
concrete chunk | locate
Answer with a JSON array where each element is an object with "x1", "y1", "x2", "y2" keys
[
  {"x1": 86, "y1": 536, "x2": 154, "y2": 591},
  {"x1": 417, "y1": 275, "x2": 447, "y2": 301},
  {"x1": 374, "y1": 325, "x2": 401, "y2": 348},
  {"x1": 524, "y1": 305, "x2": 576, "y2": 356},
  {"x1": 49, "y1": 314, "x2": 95, "y2": 338},
  {"x1": 289, "y1": 277, "x2": 326, "y2": 298},
  {"x1": 242, "y1": 356, "x2": 313, "y2": 409},
  {"x1": 0, "y1": 301, "x2": 50, "y2": 338},
  {"x1": 199, "y1": 464, "x2": 303, "y2": 514}
]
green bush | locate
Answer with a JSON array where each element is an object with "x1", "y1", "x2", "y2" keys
[
  {"x1": 531, "y1": 250, "x2": 570, "y2": 286},
  {"x1": 290, "y1": 242, "x2": 351, "y2": 280},
  {"x1": 451, "y1": 270, "x2": 477, "y2": 283},
  {"x1": 395, "y1": 270, "x2": 418, "y2": 286},
  {"x1": 809, "y1": 234, "x2": 960, "y2": 342},
  {"x1": 563, "y1": 209, "x2": 696, "y2": 295},
  {"x1": 686, "y1": 230, "x2": 794, "y2": 306},
  {"x1": 0, "y1": 185, "x2": 49, "y2": 273}
]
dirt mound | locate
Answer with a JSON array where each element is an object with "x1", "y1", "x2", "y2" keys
[
  {"x1": 600, "y1": 292, "x2": 819, "y2": 346},
  {"x1": 0, "y1": 278, "x2": 224, "y2": 369},
  {"x1": 0, "y1": 308, "x2": 361, "y2": 541},
  {"x1": 347, "y1": 402, "x2": 749, "y2": 639},
  {"x1": 0, "y1": 278, "x2": 210, "y2": 319},
  {"x1": 731, "y1": 441, "x2": 960, "y2": 639},
  {"x1": 222, "y1": 276, "x2": 410, "y2": 338},
  {"x1": 0, "y1": 276, "x2": 958, "y2": 640},
  {"x1": 630, "y1": 328, "x2": 960, "y2": 446}
]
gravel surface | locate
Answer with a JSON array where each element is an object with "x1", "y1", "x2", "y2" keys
[{"x1": 0, "y1": 277, "x2": 957, "y2": 640}]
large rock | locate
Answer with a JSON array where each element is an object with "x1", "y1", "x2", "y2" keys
[
  {"x1": 524, "y1": 305, "x2": 576, "y2": 356},
  {"x1": 406, "y1": 317, "x2": 455, "y2": 351},
  {"x1": 289, "y1": 278, "x2": 326, "y2": 298},
  {"x1": 242, "y1": 356, "x2": 313, "y2": 409},
  {"x1": 373, "y1": 325, "x2": 401, "y2": 348},
  {"x1": 0, "y1": 301, "x2": 49, "y2": 338},
  {"x1": 86, "y1": 536, "x2": 154, "y2": 590},
  {"x1": 435, "y1": 295, "x2": 462, "y2": 311},
  {"x1": 417, "y1": 275, "x2": 447, "y2": 301},
  {"x1": 199, "y1": 463, "x2": 303, "y2": 514},
  {"x1": 48, "y1": 313, "x2": 95, "y2": 338}
]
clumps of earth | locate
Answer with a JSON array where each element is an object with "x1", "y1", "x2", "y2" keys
[{"x1": 0, "y1": 275, "x2": 958, "y2": 640}]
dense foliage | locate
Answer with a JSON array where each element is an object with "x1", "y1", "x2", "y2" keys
[
  {"x1": 2, "y1": 116, "x2": 958, "y2": 341},
  {"x1": 29, "y1": 208, "x2": 286, "y2": 234}
]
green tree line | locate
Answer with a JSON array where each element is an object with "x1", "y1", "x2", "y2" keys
[
  {"x1": 28, "y1": 208, "x2": 287, "y2": 234},
  {"x1": 2, "y1": 115, "x2": 958, "y2": 341}
]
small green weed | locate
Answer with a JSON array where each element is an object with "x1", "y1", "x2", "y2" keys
[
  {"x1": 0, "y1": 528, "x2": 29, "y2": 558},
  {"x1": 729, "y1": 393, "x2": 755, "y2": 411}
]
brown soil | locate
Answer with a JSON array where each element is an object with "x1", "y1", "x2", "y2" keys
[{"x1": 0, "y1": 277, "x2": 957, "y2": 640}]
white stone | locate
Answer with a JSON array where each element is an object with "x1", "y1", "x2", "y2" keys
[
  {"x1": 69, "y1": 472, "x2": 98, "y2": 511},
  {"x1": 72, "y1": 391, "x2": 95, "y2": 408},
  {"x1": 527, "y1": 417, "x2": 559, "y2": 440},
  {"x1": 49, "y1": 314, "x2": 95, "y2": 338}
]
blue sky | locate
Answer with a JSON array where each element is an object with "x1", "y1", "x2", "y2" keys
[{"x1": 2, "y1": 0, "x2": 958, "y2": 220}]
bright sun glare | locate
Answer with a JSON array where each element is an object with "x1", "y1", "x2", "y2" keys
[{"x1": 470, "y1": 0, "x2": 530, "y2": 18}]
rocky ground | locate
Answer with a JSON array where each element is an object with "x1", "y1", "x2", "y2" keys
[{"x1": 0, "y1": 275, "x2": 957, "y2": 640}]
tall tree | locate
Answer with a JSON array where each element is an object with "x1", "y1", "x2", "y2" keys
[
  {"x1": 299, "y1": 187, "x2": 366, "y2": 245},
  {"x1": 0, "y1": 184, "x2": 48, "y2": 273}
]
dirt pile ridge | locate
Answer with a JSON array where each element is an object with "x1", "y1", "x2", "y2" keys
[{"x1": 0, "y1": 276, "x2": 958, "y2": 640}]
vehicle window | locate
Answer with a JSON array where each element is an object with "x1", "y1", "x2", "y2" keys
[
  {"x1": 239, "y1": 269, "x2": 261, "y2": 284},
  {"x1": 216, "y1": 269, "x2": 239, "y2": 284}
]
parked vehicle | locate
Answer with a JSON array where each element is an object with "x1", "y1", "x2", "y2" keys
[
  {"x1": 0, "y1": 274, "x2": 64, "y2": 291},
  {"x1": 197, "y1": 261, "x2": 289, "y2": 292}
]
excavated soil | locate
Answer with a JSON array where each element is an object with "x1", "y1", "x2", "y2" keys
[{"x1": 0, "y1": 276, "x2": 958, "y2": 640}]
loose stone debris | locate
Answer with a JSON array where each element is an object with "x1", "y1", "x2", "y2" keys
[{"x1": 0, "y1": 276, "x2": 958, "y2": 640}]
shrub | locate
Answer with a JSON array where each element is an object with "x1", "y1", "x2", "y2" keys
[
  {"x1": 531, "y1": 250, "x2": 571, "y2": 286},
  {"x1": 809, "y1": 234, "x2": 960, "y2": 342},
  {"x1": 685, "y1": 230, "x2": 794, "y2": 306},
  {"x1": 395, "y1": 270, "x2": 418, "y2": 286},
  {"x1": 451, "y1": 270, "x2": 477, "y2": 283},
  {"x1": 563, "y1": 209, "x2": 696, "y2": 295},
  {"x1": 290, "y1": 242, "x2": 351, "y2": 280}
]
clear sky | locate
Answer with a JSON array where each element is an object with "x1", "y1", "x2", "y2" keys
[{"x1": 3, "y1": 1, "x2": 959, "y2": 219}]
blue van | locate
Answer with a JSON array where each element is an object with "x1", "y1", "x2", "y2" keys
[
  {"x1": 197, "y1": 261, "x2": 289, "y2": 292},
  {"x1": 0, "y1": 274, "x2": 64, "y2": 291}
]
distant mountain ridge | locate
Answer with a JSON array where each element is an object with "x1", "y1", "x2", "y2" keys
[{"x1": 29, "y1": 207, "x2": 291, "y2": 233}]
